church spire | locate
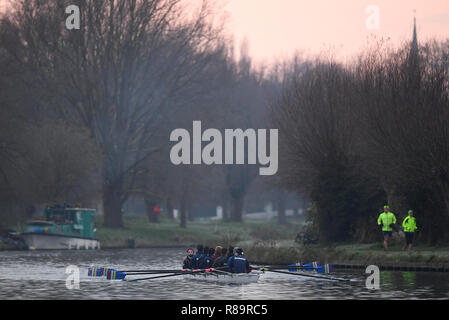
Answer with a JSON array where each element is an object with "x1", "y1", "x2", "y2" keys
[
  {"x1": 408, "y1": 13, "x2": 419, "y2": 63},
  {"x1": 411, "y1": 14, "x2": 418, "y2": 52},
  {"x1": 407, "y1": 13, "x2": 420, "y2": 91}
]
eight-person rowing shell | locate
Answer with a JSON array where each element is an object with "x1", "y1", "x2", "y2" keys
[
  {"x1": 88, "y1": 243, "x2": 346, "y2": 283},
  {"x1": 89, "y1": 249, "x2": 347, "y2": 283}
]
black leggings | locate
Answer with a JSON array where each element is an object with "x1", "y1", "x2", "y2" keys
[{"x1": 405, "y1": 232, "x2": 414, "y2": 245}]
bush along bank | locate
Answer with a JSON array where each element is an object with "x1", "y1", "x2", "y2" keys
[{"x1": 245, "y1": 242, "x2": 449, "y2": 272}]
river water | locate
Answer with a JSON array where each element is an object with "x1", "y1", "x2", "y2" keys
[{"x1": 0, "y1": 248, "x2": 448, "y2": 300}]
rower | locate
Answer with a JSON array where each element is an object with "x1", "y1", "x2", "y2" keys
[
  {"x1": 226, "y1": 246, "x2": 234, "y2": 268},
  {"x1": 227, "y1": 247, "x2": 251, "y2": 273},
  {"x1": 206, "y1": 247, "x2": 215, "y2": 268},
  {"x1": 183, "y1": 248, "x2": 195, "y2": 269},
  {"x1": 212, "y1": 247, "x2": 227, "y2": 267},
  {"x1": 202, "y1": 246, "x2": 209, "y2": 260},
  {"x1": 193, "y1": 244, "x2": 204, "y2": 269},
  {"x1": 227, "y1": 246, "x2": 234, "y2": 260},
  {"x1": 199, "y1": 246, "x2": 212, "y2": 269},
  {"x1": 211, "y1": 246, "x2": 222, "y2": 265}
]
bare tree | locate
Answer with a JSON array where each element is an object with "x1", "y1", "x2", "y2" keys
[
  {"x1": 271, "y1": 57, "x2": 381, "y2": 243},
  {"x1": 355, "y1": 39, "x2": 449, "y2": 243},
  {"x1": 1, "y1": 0, "x2": 224, "y2": 228}
]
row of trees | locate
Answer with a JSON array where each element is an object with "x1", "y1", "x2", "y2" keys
[
  {"x1": 0, "y1": 0, "x2": 293, "y2": 229},
  {"x1": 273, "y1": 39, "x2": 449, "y2": 244},
  {"x1": 2, "y1": 1, "x2": 448, "y2": 245}
]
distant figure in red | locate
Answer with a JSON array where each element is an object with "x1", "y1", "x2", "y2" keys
[{"x1": 153, "y1": 205, "x2": 160, "y2": 215}]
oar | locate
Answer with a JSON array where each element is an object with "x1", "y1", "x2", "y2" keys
[
  {"x1": 257, "y1": 262, "x2": 332, "y2": 274},
  {"x1": 116, "y1": 269, "x2": 184, "y2": 274},
  {"x1": 89, "y1": 266, "x2": 231, "y2": 280},
  {"x1": 262, "y1": 264, "x2": 333, "y2": 274},
  {"x1": 88, "y1": 267, "x2": 184, "y2": 276},
  {"x1": 126, "y1": 268, "x2": 216, "y2": 282},
  {"x1": 127, "y1": 272, "x2": 185, "y2": 282},
  {"x1": 122, "y1": 270, "x2": 185, "y2": 275},
  {"x1": 88, "y1": 267, "x2": 194, "y2": 278},
  {"x1": 90, "y1": 266, "x2": 229, "y2": 275},
  {"x1": 123, "y1": 266, "x2": 231, "y2": 276},
  {"x1": 260, "y1": 266, "x2": 325, "y2": 272},
  {"x1": 210, "y1": 269, "x2": 232, "y2": 276},
  {"x1": 263, "y1": 268, "x2": 350, "y2": 282}
]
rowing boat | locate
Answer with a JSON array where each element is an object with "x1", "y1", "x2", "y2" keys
[
  {"x1": 88, "y1": 261, "x2": 347, "y2": 283},
  {"x1": 182, "y1": 271, "x2": 260, "y2": 284},
  {"x1": 92, "y1": 266, "x2": 261, "y2": 284}
]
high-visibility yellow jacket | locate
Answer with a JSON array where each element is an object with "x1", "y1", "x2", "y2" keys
[
  {"x1": 378, "y1": 212, "x2": 396, "y2": 231},
  {"x1": 402, "y1": 216, "x2": 418, "y2": 233}
]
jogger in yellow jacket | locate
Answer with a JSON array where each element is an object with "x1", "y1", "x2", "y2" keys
[
  {"x1": 377, "y1": 205, "x2": 396, "y2": 251},
  {"x1": 402, "y1": 210, "x2": 418, "y2": 252}
]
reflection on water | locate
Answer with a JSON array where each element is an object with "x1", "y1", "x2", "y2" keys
[{"x1": 0, "y1": 248, "x2": 448, "y2": 300}]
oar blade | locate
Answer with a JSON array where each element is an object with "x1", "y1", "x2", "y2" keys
[
  {"x1": 323, "y1": 264, "x2": 333, "y2": 273},
  {"x1": 106, "y1": 270, "x2": 127, "y2": 280},
  {"x1": 88, "y1": 267, "x2": 117, "y2": 277},
  {"x1": 88, "y1": 266, "x2": 104, "y2": 277},
  {"x1": 287, "y1": 261, "x2": 320, "y2": 272},
  {"x1": 286, "y1": 261, "x2": 332, "y2": 274}
]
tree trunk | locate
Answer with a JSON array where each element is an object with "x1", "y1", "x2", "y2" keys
[
  {"x1": 221, "y1": 193, "x2": 230, "y2": 221},
  {"x1": 180, "y1": 194, "x2": 187, "y2": 228},
  {"x1": 277, "y1": 192, "x2": 287, "y2": 225},
  {"x1": 222, "y1": 199, "x2": 229, "y2": 221},
  {"x1": 166, "y1": 197, "x2": 174, "y2": 219},
  {"x1": 103, "y1": 184, "x2": 124, "y2": 228},
  {"x1": 187, "y1": 201, "x2": 194, "y2": 222},
  {"x1": 230, "y1": 194, "x2": 244, "y2": 222}
]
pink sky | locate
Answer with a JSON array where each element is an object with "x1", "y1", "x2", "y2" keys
[
  {"x1": 1, "y1": 0, "x2": 447, "y2": 64},
  {"x1": 224, "y1": 0, "x2": 449, "y2": 64}
]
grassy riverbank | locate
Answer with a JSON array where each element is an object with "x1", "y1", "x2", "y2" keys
[
  {"x1": 244, "y1": 241, "x2": 449, "y2": 268},
  {"x1": 95, "y1": 214, "x2": 303, "y2": 249},
  {"x1": 0, "y1": 242, "x2": 14, "y2": 250},
  {"x1": 96, "y1": 215, "x2": 449, "y2": 269},
  {"x1": 3, "y1": 214, "x2": 449, "y2": 270}
]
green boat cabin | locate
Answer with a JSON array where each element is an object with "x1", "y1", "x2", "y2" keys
[{"x1": 25, "y1": 206, "x2": 96, "y2": 239}]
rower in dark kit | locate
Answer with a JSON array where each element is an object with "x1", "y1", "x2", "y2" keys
[
  {"x1": 193, "y1": 245, "x2": 204, "y2": 269},
  {"x1": 211, "y1": 246, "x2": 222, "y2": 265},
  {"x1": 213, "y1": 247, "x2": 228, "y2": 267},
  {"x1": 200, "y1": 246, "x2": 212, "y2": 269},
  {"x1": 183, "y1": 248, "x2": 195, "y2": 269},
  {"x1": 226, "y1": 246, "x2": 234, "y2": 264},
  {"x1": 227, "y1": 247, "x2": 251, "y2": 273},
  {"x1": 206, "y1": 247, "x2": 215, "y2": 268}
]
